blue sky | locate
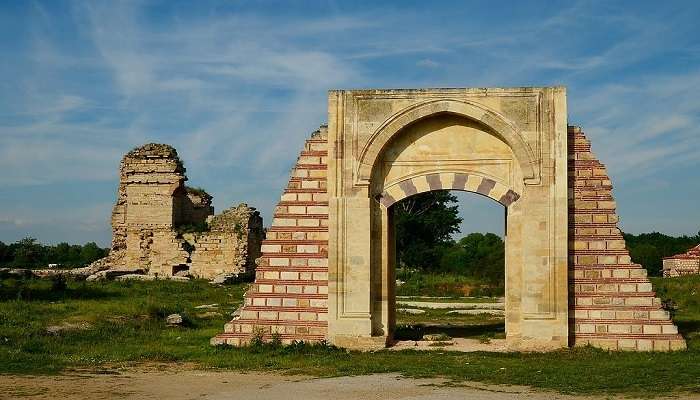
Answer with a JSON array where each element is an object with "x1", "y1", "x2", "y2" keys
[{"x1": 1, "y1": 1, "x2": 699, "y2": 246}]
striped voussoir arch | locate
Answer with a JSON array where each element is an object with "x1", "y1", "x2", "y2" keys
[{"x1": 377, "y1": 172, "x2": 520, "y2": 208}]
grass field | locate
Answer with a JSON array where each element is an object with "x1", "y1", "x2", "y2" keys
[
  {"x1": 0, "y1": 276, "x2": 699, "y2": 396},
  {"x1": 396, "y1": 270, "x2": 504, "y2": 297}
]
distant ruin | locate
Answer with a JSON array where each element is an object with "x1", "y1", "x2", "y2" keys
[
  {"x1": 663, "y1": 244, "x2": 700, "y2": 277},
  {"x1": 96, "y1": 143, "x2": 263, "y2": 280}
]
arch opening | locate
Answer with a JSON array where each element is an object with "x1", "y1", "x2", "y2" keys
[
  {"x1": 366, "y1": 112, "x2": 524, "y2": 346},
  {"x1": 381, "y1": 188, "x2": 509, "y2": 346}
]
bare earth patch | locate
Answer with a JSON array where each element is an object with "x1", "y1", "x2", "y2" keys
[
  {"x1": 391, "y1": 337, "x2": 510, "y2": 352},
  {"x1": 0, "y1": 364, "x2": 672, "y2": 400}
]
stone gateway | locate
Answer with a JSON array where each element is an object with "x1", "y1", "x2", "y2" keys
[{"x1": 212, "y1": 87, "x2": 686, "y2": 351}]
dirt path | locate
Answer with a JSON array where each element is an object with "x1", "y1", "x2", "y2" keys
[{"x1": 1, "y1": 366, "x2": 697, "y2": 400}]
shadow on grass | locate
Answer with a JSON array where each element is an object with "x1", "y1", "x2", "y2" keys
[
  {"x1": 395, "y1": 322, "x2": 504, "y2": 340},
  {"x1": 676, "y1": 320, "x2": 700, "y2": 337}
]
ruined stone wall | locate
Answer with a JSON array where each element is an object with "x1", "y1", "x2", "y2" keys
[
  {"x1": 568, "y1": 126, "x2": 685, "y2": 351},
  {"x1": 175, "y1": 188, "x2": 214, "y2": 227},
  {"x1": 126, "y1": 230, "x2": 190, "y2": 276},
  {"x1": 97, "y1": 143, "x2": 263, "y2": 280},
  {"x1": 188, "y1": 204, "x2": 264, "y2": 279},
  {"x1": 663, "y1": 245, "x2": 700, "y2": 277},
  {"x1": 118, "y1": 144, "x2": 191, "y2": 273}
]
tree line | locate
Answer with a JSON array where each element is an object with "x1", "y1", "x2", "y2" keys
[
  {"x1": 396, "y1": 191, "x2": 700, "y2": 281},
  {"x1": 0, "y1": 237, "x2": 109, "y2": 269},
  {"x1": 624, "y1": 231, "x2": 700, "y2": 276}
]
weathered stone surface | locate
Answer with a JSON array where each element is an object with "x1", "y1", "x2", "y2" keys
[
  {"x1": 209, "y1": 272, "x2": 242, "y2": 285},
  {"x1": 168, "y1": 276, "x2": 190, "y2": 282},
  {"x1": 86, "y1": 269, "x2": 144, "y2": 282},
  {"x1": 166, "y1": 314, "x2": 183, "y2": 325},
  {"x1": 423, "y1": 334, "x2": 452, "y2": 341},
  {"x1": 45, "y1": 322, "x2": 91, "y2": 335},
  {"x1": 397, "y1": 301, "x2": 504, "y2": 310},
  {"x1": 194, "y1": 304, "x2": 219, "y2": 309},
  {"x1": 91, "y1": 144, "x2": 264, "y2": 280},
  {"x1": 0, "y1": 268, "x2": 34, "y2": 279}
]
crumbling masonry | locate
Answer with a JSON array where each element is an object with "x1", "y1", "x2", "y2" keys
[{"x1": 101, "y1": 143, "x2": 263, "y2": 280}]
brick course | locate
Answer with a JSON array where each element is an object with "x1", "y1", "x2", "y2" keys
[
  {"x1": 568, "y1": 126, "x2": 685, "y2": 351},
  {"x1": 212, "y1": 126, "x2": 330, "y2": 346}
]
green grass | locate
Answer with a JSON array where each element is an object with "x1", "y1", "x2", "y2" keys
[
  {"x1": 396, "y1": 271, "x2": 504, "y2": 297},
  {"x1": 396, "y1": 307, "x2": 503, "y2": 326},
  {"x1": 395, "y1": 307, "x2": 505, "y2": 342},
  {"x1": 651, "y1": 276, "x2": 700, "y2": 348},
  {"x1": 0, "y1": 276, "x2": 699, "y2": 396}
]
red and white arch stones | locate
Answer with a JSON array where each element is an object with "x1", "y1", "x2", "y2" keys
[{"x1": 377, "y1": 172, "x2": 520, "y2": 208}]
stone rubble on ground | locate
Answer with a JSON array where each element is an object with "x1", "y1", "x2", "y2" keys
[
  {"x1": 166, "y1": 314, "x2": 183, "y2": 325},
  {"x1": 194, "y1": 304, "x2": 219, "y2": 309},
  {"x1": 396, "y1": 308, "x2": 426, "y2": 315},
  {"x1": 115, "y1": 274, "x2": 156, "y2": 281},
  {"x1": 446, "y1": 309, "x2": 505, "y2": 316}
]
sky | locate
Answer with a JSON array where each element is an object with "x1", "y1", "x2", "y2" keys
[{"x1": 1, "y1": 0, "x2": 699, "y2": 247}]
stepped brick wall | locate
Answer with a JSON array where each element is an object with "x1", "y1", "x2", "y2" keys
[
  {"x1": 568, "y1": 126, "x2": 686, "y2": 351},
  {"x1": 212, "y1": 124, "x2": 686, "y2": 351},
  {"x1": 212, "y1": 126, "x2": 330, "y2": 345},
  {"x1": 663, "y1": 244, "x2": 700, "y2": 277}
]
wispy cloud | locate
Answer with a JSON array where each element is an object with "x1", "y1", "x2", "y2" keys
[{"x1": 0, "y1": 0, "x2": 699, "y2": 243}]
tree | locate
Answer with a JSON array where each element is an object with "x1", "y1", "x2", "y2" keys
[
  {"x1": 0, "y1": 241, "x2": 7, "y2": 265},
  {"x1": 394, "y1": 190, "x2": 462, "y2": 269},
  {"x1": 624, "y1": 230, "x2": 700, "y2": 276},
  {"x1": 455, "y1": 233, "x2": 505, "y2": 283},
  {"x1": 79, "y1": 242, "x2": 106, "y2": 265},
  {"x1": 13, "y1": 237, "x2": 43, "y2": 267}
]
